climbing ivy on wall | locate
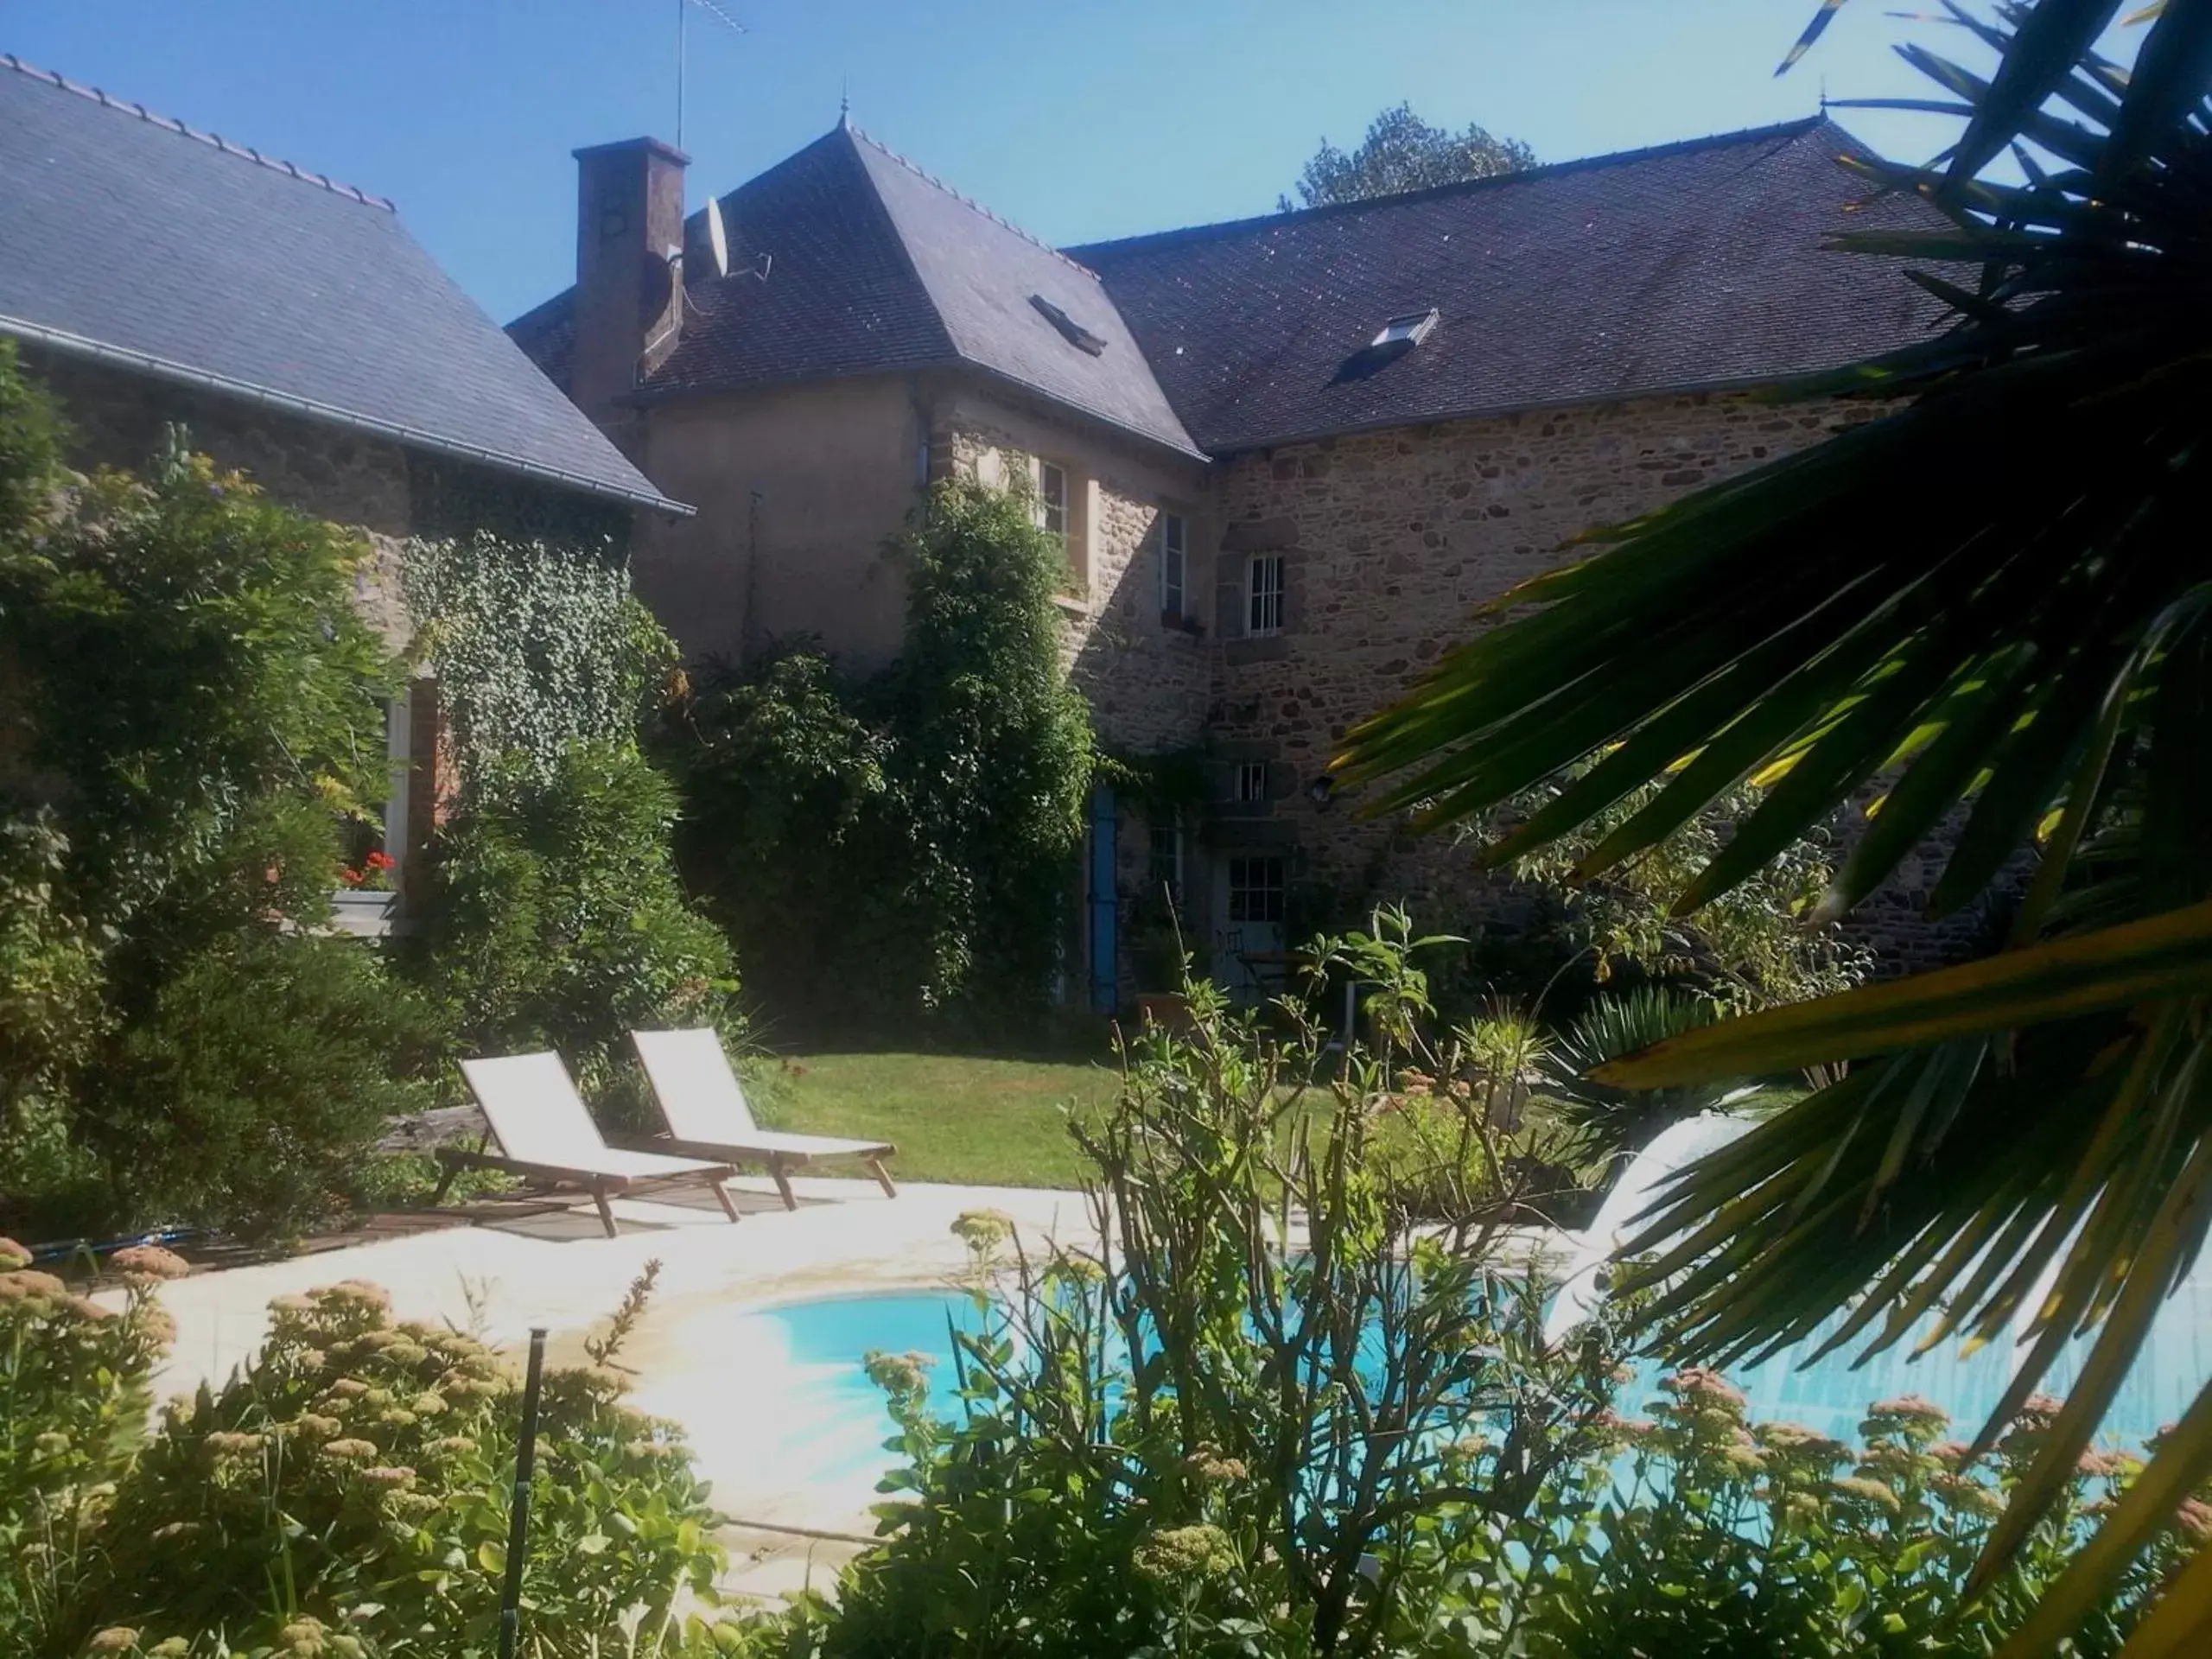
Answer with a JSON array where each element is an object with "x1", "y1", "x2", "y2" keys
[
  {"x1": 402, "y1": 530, "x2": 676, "y2": 788},
  {"x1": 401, "y1": 527, "x2": 740, "y2": 1091},
  {"x1": 664, "y1": 477, "x2": 1094, "y2": 1033}
]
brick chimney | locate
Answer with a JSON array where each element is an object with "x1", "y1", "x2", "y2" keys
[{"x1": 570, "y1": 137, "x2": 689, "y2": 441}]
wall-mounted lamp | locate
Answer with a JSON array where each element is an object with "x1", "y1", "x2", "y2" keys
[{"x1": 1306, "y1": 774, "x2": 1338, "y2": 806}]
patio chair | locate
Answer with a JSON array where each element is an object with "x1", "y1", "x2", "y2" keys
[
  {"x1": 621, "y1": 1027, "x2": 899, "y2": 1211},
  {"x1": 435, "y1": 1051, "x2": 743, "y2": 1238}
]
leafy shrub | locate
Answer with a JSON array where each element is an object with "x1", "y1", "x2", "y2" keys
[
  {"x1": 878, "y1": 477, "x2": 1093, "y2": 1020},
  {"x1": 415, "y1": 741, "x2": 740, "y2": 1100},
  {"x1": 88, "y1": 931, "x2": 442, "y2": 1240},
  {"x1": 0, "y1": 1238, "x2": 177, "y2": 1652},
  {"x1": 1, "y1": 1248, "x2": 745, "y2": 1658},
  {"x1": 1463, "y1": 772, "x2": 1875, "y2": 1014},
  {"x1": 666, "y1": 477, "x2": 1092, "y2": 1034},
  {"x1": 0, "y1": 349, "x2": 430, "y2": 1242},
  {"x1": 1485, "y1": 1374, "x2": 2194, "y2": 1657},
  {"x1": 823, "y1": 914, "x2": 1628, "y2": 1657},
  {"x1": 777, "y1": 915, "x2": 2190, "y2": 1657},
  {"x1": 667, "y1": 649, "x2": 906, "y2": 1024}
]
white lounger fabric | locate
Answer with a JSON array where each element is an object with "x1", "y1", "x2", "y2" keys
[
  {"x1": 460, "y1": 1052, "x2": 730, "y2": 1180},
  {"x1": 630, "y1": 1028, "x2": 892, "y2": 1160}
]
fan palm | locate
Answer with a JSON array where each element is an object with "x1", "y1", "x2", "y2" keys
[
  {"x1": 1539, "y1": 985, "x2": 1730, "y2": 1167},
  {"x1": 1333, "y1": 3, "x2": 2212, "y2": 1650}
]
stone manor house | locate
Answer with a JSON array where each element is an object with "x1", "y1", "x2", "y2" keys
[{"x1": 509, "y1": 114, "x2": 1948, "y2": 1006}]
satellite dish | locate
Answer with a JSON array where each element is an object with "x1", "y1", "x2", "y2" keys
[{"x1": 705, "y1": 195, "x2": 730, "y2": 279}]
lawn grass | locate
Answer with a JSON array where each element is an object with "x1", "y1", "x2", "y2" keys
[{"x1": 747, "y1": 1051, "x2": 1124, "y2": 1189}]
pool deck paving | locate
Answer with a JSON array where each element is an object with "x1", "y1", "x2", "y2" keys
[{"x1": 99, "y1": 1174, "x2": 1095, "y2": 1607}]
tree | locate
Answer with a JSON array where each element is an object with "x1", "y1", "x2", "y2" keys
[
  {"x1": 1281, "y1": 102, "x2": 1534, "y2": 210},
  {"x1": 0, "y1": 345, "x2": 437, "y2": 1239},
  {"x1": 1331, "y1": 4, "x2": 2212, "y2": 1650}
]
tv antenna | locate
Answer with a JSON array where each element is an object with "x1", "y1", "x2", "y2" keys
[{"x1": 674, "y1": 0, "x2": 746, "y2": 152}]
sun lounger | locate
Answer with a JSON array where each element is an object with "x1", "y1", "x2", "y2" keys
[
  {"x1": 435, "y1": 1051, "x2": 742, "y2": 1238},
  {"x1": 620, "y1": 1027, "x2": 899, "y2": 1210}
]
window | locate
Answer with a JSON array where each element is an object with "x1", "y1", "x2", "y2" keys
[
  {"x1": 1247, "y1": 554, "x2": 1285, "y2": 636},
  {"x1": 1159, "y1": 512, "x2": 1187, "y2": 618},
  {"x1": 1147, "y1": 818, "x2": 1184, "y2": 907},
  {"x1": 1030, "y1": 293, "x2": 1108, "y2": 356},
  {"x1": 1236, "y1": 761, "x2": 1268, "y2": 804},
  {"x1": 1227, "y1": 855, "x2": 1287, "y2": 924},
  {"x1": 1035, "y1": 460, "x2": 1068, "y2": 550},
  {"x1": 1370, "y1": 308, "x2": 1440, "y2": 349}
]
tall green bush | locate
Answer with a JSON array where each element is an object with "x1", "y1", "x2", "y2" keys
[
  {"x1": 883, "y1": 478, "x2": 1094, "y2": 1017},
  {"x1": 403, "y1": 516, "x2": 740, "y2": 1094},
  {"x1": 668, "y1": 477, "x2": 1092, "y2": 1032},
  {"x1": 0, "y1": 347, "x2": 436, "y2": 1242},
  {"x1": 415, "y1": 741, "x2": 740, "y2": 1097},
  {"x1": 828, "y1": 914, "x2": 1626, "y2": 1656},
  {"x1": 670, "y1": 649, "x2": 907, "y2": 1022}
]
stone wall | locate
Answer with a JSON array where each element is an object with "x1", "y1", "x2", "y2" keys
[
  {"x1": 23, "y1": 346, "x2": 418, "y2": 649},
  {"x1": 1192, "y1": 390, "x2": 1991, "y2": 976},
  {"x1": 935, "y1": 380, "x2": 1213, "y2": 757}
]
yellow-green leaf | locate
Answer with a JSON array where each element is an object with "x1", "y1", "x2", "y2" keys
[{"x1": 1595, "y1": 900, "x2": 2212, "y2": 1089}]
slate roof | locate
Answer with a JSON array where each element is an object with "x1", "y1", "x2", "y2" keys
[
  {"x1": 509, "y1": 124, "x2": 1200, "y2": 458},
  {"x1": 0, "y1": 54, "x2": 687, "y2": 515},
  {"x1": 1070, "y1": 118, "x2": 1953, "y2": 454}
]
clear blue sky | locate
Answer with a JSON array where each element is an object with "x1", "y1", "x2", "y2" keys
[{"x1": 3, "y1": 2, "x2": 2085, "y2": 325}]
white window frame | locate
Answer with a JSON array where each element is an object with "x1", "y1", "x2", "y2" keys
[
  {"x1": 1159, "y1": 512, "x2": 1187, "y2": 619},
  {"x1": 1227, "y1": 855, "x2": 1287, "y2": 924},
  {"x1": 1247, "y1": 554, "x2": 1285, "y2": 637},
  {"x1": 382, "y1": 690, "x2": 410, "y2": 884},
  {"x1": 1371, "y1": 308, "x2": 1440, "y2": 348},
  {"x1": 1034, "y1": 459, "x2": 1069, "y2": 550},
  {"x1": 1236, "y1": 761, "x2": 1268, "y2": 804}
]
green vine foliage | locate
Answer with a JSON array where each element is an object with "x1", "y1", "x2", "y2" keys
[
  {"x1": 1464, "y1": 771, "x2": 1875, "y2": 1014},
  {"x1": 0, "y1": 346, "x2": 439, "y2": 1241},
  {"x1": 882, "y1": 477, "x2": 1096, "y2": 1019},
  {"x1": 667, "y1": 478, "x2": 1093, "y2": 1033},
  {"x1": 401, "y1": 529, "x2": 675, "y2": 788},
  {"x1": 403, "y1": 524, "x2": 738, "y2": 1100}
]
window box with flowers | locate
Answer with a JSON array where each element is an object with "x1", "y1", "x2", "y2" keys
[{"x1": 329, "y1": 849, "x2": 398, "y2": 938}]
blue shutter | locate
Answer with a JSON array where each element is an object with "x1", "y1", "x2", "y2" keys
[{"x1": 1087, "y1": 785, "x2": 1117, "y2": 1014}]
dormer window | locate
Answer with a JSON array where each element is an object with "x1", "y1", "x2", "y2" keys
[
  {"x1": 1370, "y1": 308, "x2": 1440, "y2": 349},
  {"x1": 1031, "y1": 294, "x2": 1108, "y2": 356}
]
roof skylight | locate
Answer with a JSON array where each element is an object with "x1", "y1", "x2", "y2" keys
[
  {"x1": 1030, "y1": 294, "x2": 1108, "y2": 356},
  {"x1": 1370, "y1": 308, "x2": 1440, "y2": 349}
]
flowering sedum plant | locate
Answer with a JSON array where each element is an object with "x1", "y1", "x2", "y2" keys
[
  {"x1": 1, "y1": 1255, "x2": 748, "y2": 1658},
  {"x1": 1, "y1": 1240, "x2": 180, "y2": 1650}
]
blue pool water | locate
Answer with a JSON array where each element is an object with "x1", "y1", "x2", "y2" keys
[{"x1": 735, "y1": 1278, "x2": 2212, "y2": 1497}]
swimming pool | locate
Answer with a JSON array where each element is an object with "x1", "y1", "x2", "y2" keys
[{"x1": 706, "y1": 1276, "x2": 2212, "y2": 1509}]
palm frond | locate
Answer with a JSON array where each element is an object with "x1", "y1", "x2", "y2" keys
[{"x1": 1334, "y1": 0, "x2": 2212, "y2": 1623}]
